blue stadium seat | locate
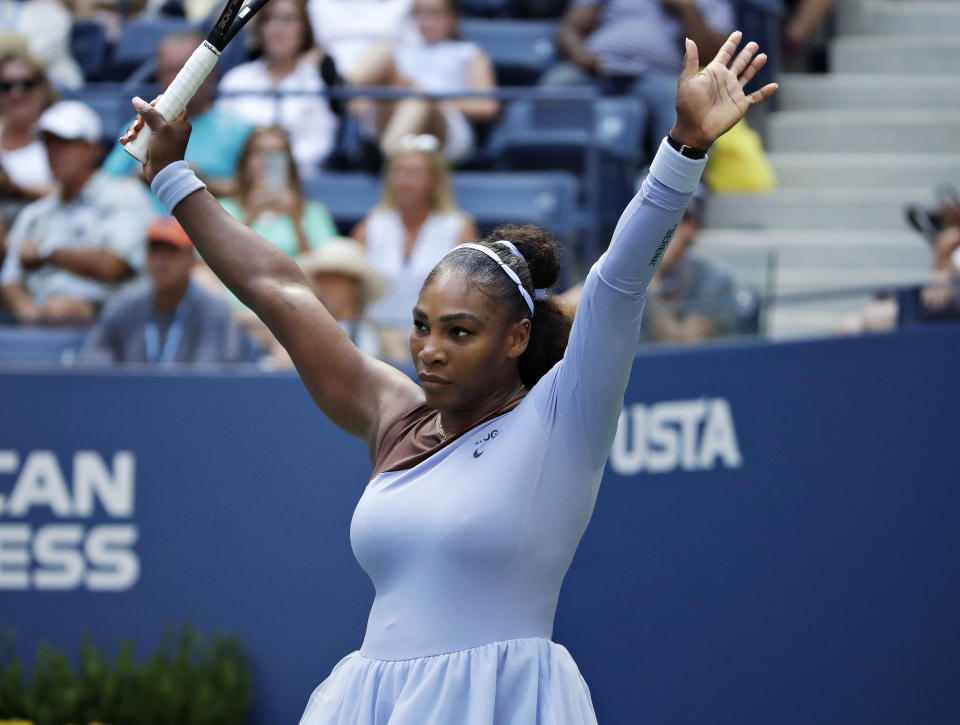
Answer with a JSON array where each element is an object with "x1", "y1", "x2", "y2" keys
[
  {"x1": 0, "y1": 326, "x2": 88, "y2": 363},
  {"x1": 63, "y1": 83, "x2": 158, "y2": 142},
  {"x1": 452, "y1": 171, "x2": 580, "y2": 242},
  {"x1": 460, "y1": 0, "x2": 513, "y2": 17},
  {"x1": 108, "y1": 18, "x2": 197, "y2": 81},
  {"x1": 302, "y1": 173, "x2": 382, "y2": 233},
  {"x1": 734, "y1": 0, "x2": 783, "y2": 102},
  {"x1": 304, "y1": 170, "x2": 581, "y2": 244},
  {"x1": 461, "y1": 20, "x2": 557, "y2": 85},
  {"x1": 70, "y1": 21, "x2": 109, "y2": 82},
  {"x1": 488, "y1": 96, "x2": 648, "y2": 172}
]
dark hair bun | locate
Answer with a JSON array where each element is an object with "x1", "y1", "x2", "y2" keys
[{"x1": 484, "y1": 224, "x2": 560, "y2": 290}]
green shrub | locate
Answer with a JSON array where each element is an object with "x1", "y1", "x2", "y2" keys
[{"x1": 0, "y1": 624, "x2": 252, "y2": 725}]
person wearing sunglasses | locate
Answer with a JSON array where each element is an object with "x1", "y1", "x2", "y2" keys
[{"x1": 0, "y1": 48, "x2": 55, "y2": 217}]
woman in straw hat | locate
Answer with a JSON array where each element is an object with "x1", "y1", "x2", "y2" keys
[
  {"x1": 129, "y1": 31, "x2": 776, "y2": 724},
  {"x1": 296, "y1": 237, "x2": 404, "y2": 361}
]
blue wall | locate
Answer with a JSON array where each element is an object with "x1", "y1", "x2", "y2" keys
[{"x1": 1, "y1": 325, "x2": 959, "y2": 724}]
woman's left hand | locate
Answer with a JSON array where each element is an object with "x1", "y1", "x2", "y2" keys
[{"x1": 670, "y1": 30, "x2": 778, "y2": 150}]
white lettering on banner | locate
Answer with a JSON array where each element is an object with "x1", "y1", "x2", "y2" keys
[
  {"x1": 610, "y1": 398, "x2": 743, "y2": 475},
  {"x1": 6, "y1": 451, "x2": 72, "y2": 517},
  {"x1": 74, "y1": 452, "x2": 135, "y2": 517},
  {"x1": 0, "y1": 450, "x2": 139, "y2": 591},
  {"x1": 0, "y1": 524, "x2": 30, "y2": 589}
]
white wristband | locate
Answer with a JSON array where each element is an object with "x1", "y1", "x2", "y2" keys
[
  {"x1": 649, "y1": 137, "x2": 708, "y2": 194},
  {"x1": 151, "y1": 160, "x2": 206, "y2": 213}
]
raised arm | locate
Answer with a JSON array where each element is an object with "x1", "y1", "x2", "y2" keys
[
  {"x1": 132, "y1": 102, "x2": 423, "y2": 446},
  {"x1": 535, "y1": 32, "x2": 777, "y2": 467}
]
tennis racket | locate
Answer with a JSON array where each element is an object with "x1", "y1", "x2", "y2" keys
[{"x1": 120, "y1": 0, "x2": 271, "y2": 162}]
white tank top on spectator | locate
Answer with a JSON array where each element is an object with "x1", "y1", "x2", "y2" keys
[
  {"x1": 0, "y1": 134, "x2": 52, "y2": 190},
  {"x1": 308, "y1": 0, "x2": 417, "y2": 75},
  {"x1": 394, "y1": 40, "x2": 481, "y2": 93},
  {"x1": 217, "y1": 58, "x2": 337, "y2": 178},
  {"x1": 364, "y1": 208, "x2": 466, "y2": 331}
]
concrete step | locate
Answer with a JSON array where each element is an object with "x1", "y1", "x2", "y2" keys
[
  {"x1": 841, "y1": 1, "x2": 960, "y2": 36},
  {"x1": 831, "y1": 35, "x2": 960, "y2": 74},
  {"x1": 704, "y1": 188, "x2": 937, "y2": 230},
  {"x1": 768, "y1": 153, "x2": 960, "y2": 188},
  {"x1": 698, "y1": 230, "x2": 931, "y2": 290},
  {"x1": 768, "y1": 110, "x2": 960, "y2": 153},
  {"x1": 778, "y1": 74, "x2": 960, "y2": 111},
  {"x1": 766, "y1": 302, "x2": 877, "y2": 340}
]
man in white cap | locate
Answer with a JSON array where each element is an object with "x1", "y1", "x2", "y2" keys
[{"x1": 0, "y1": 100, "x2": 154, "y2": 324}]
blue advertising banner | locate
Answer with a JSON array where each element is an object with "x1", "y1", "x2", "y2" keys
[{"x1": 1, "y1": 324, "x2": 959, "y2": 724}]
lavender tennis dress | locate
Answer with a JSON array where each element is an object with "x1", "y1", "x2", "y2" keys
[{"x1": 299, "y1": 141, "x2": 707, "y2": 724}]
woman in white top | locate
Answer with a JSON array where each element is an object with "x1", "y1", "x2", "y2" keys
[
  {"x1": 352, "y1": 136, "x2": 477, "y2": 340},
  {"x1": 129, "y1": 30, "x2": 776, "y2": 724},
  {"x1": 0, "y1": 48, "x2": 54, "y2": 219},
  {"x1": 346, "y1": 0, "x2": 499, "y2": 162},
  {"x1": 307, "y1": 0, "x2": 415, "y2": 76},
  {"x1": 216, "y1": 0, "x2": 337, "y2": 178}
]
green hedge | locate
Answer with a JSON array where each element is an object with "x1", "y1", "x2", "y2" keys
[{"x1": 0, "y1": 624, "x2": 252, "y2": 725}]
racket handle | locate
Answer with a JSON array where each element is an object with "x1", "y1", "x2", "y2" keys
[{"x1": 121, "y1": 41, "x2": 222, "y2": 163}]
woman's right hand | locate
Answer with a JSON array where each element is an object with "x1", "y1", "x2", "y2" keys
[{"x1": 130, "y1": 96, "x2": 192, "y2": 184}]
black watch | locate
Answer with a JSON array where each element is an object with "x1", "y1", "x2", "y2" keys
[{"x1": 667, "y1": 134, "x2": 708, "y2": 159}]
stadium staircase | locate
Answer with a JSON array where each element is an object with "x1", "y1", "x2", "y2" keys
[{"x1": 697, "y1": 0, "x2": 960, "y2": 339}]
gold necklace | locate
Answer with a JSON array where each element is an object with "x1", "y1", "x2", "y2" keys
[{"x1": 435, "y1": 414, "x2": 448, "y2": 441}]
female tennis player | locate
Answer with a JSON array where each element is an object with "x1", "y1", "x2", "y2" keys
[{"x1": 130, "y1": 31, "x2": 776, "y2": 724}]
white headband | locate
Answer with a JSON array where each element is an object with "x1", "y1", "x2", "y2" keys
[
  {"x1": 452, "y1": 243, "x2": 535, "y2": 315},
  {"x1": 494, "y1": 240, "x2": 549, "y2": 301},
  {"x1": 494, "y1": 240, "x2": 525, "y2": 263}
]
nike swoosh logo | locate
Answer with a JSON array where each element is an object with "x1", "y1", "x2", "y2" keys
[{"x1": 473, "y1": 449, "x2": 484, "y2": 458}]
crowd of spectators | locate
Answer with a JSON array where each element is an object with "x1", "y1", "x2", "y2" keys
[{"x1": 0, "y1": 0, "x2": 861, "y2": 369}]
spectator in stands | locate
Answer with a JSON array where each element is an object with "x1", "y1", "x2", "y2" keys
[
  {"x1": 219, "y1": 126, "x2": 338, "y2": 256},
  {"x1": 839, "y1": 195, "x2": 960, "y2": 334},
  {"x1": 638, "y1": 184, "x2": 740, "y2": 343},
  {"x1": 559, "y1": 184, "x2": 741, "y2": 344},
  {"x1": 216, "y1": 0, "x2": 338, "y2": 177},
  {"x1": 307, "y1": 0, "x2": 415, "y2": 76},
  {"x1": 191, "y1": 126, "x2": 338, "y2": 368},
  {"x1": 80, "y1": 217, "x2": 251, "y2": 364},
  {"x1": 352, "y1": 134, "x2": 476, "y2": 339},
  {"x1": 296, "y1": 237, "x2": 402, "y2": 360},
  {"x1": 543, "y1": 0, "x2": 734, "y2": 151},
  {"x1": 914, "y1": 223, "x2": 960, "y2": 323},
  {"x1": 0, "y1": 46, "x2": 55, "y2": 224},
  {"x1": 104, "y1": 30, "x2": 253, "y2": 200},
  {"x1": 345, "y1": 0, "x2": 500, "y2": 162},
  {"x1": 0, "y1": 0, "x2": 83, "y2": 88},
  {"x1": 0, "y1": 101, "x2": 154, "y2": 324},
  {"x1": 783, "y1": 0, "x2": 838, "y2": 59}
]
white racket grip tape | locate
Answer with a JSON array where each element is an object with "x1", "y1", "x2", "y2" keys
[{"x1": 121, "y1": 41, "x2": 221, "y2": 163}]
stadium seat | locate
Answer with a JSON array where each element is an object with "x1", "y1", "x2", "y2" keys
[
  {"x1": 302, "y1": 173, "x2": 382, "y2": 233},
  {"x1": 0, "y1": 326, "x2": 88, "y2": 363},
  {"x1": 70, "y1": 21, "x2": 109, "y2": 82},
  {"x1": 63, "y1": 83, "x2": 159, "y2": 142},
  {"x1": 460, "y1": 0, "x2": 513, "y2": 17},
  {"x1": 488, "y1": 96, "x2": 648, "y2": 172},
  {"x1": 461, "y1": 20, "x2": 557, "y2": 85},
  {"x1": 452, "y1": 171, "x2": 581, "y2": 245},
  {"x1": 108, "y1": 17, "x2": 197, "y2": 81},
  {"x1": 304, "y1": 169, "x2": 581, "y2": 251},
  {"x1": 734, "y1": 0, "x2": 783, "y2": 102}
]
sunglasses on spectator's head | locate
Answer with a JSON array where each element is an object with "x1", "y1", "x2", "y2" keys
[{"x1": 0, "y1": 77, "x2": 41, "y2": 94}]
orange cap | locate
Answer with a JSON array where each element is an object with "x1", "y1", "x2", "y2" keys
[{"x1": 147, "y1": 217, "x2": 192, "y2": 249}]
